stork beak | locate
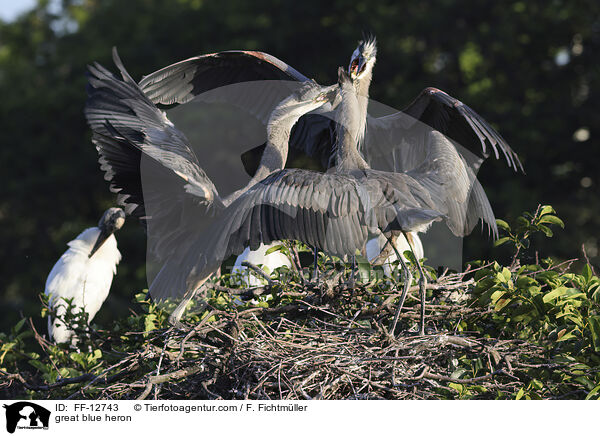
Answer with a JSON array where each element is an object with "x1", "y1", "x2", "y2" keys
[{"x1": 89, "y1": 228, "x2": 111, "y2": 258}]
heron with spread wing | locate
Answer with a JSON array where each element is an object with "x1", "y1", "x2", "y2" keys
[
  {"x1": 139, "y1": 37, "x2": 522, "y2": 278},
  {"x1": 86, "y1": 50, "x2": 491, "y2": 335}
]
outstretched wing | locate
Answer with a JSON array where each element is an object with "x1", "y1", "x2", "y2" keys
[
  {"x1": 366, "y1": 111, "x2": 499, "y2": 238},
  {"x1": 149, "y1": 168, "x2": 446, "y2": 300},
  {"x1": 138, "y1": 50, "x2": 339, "y2": 175},
  {"x1": 85, "y1": 49, "x2": 220, "y2": 260},
  {"x1": 139, "y1": 50, "x2": 309, "y2": 106},
  {"x1": 367, "y1": 87, "x2": 523, "y2": 172}
]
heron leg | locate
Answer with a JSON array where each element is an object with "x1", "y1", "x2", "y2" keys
[
  {"x1": 383, "y1": 233, "x2": 412, "y2": 337},
  {"x1": 169, "y1": 276, "x2": 210, "y2": 326},
  {"x1": 312, "y1": 246, "x2": 320, "y2": 283},
  {"x1": 372, "y1": 237, "x2": 394, "y2": 266},
  {"x1": 389, "y1": 246, "x2": 412, "y2": 337},
  {"x1": 403, "y1": 231, "x2": 427, "y2": 336}
]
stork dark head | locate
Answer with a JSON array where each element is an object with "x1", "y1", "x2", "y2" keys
[
  {"x1": 348, "y1": 36, "x2": 377, "y2": 80},
  {"x1": 98, "y1": 207, "x2": 126, "y2": 234},
  {"x1": 90, "y1": 207, "x2": 125, "y2": 258}
]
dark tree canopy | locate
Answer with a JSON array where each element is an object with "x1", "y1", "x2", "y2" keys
[{"x1": 1, "y1": 0, "x2": 598, "y2": 330}]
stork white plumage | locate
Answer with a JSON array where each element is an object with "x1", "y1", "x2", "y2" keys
[
  {"x1": 44, "y1": 208, "x2": 125, "y2": 344},
  {"x1": 366, "y1": 232, "x2": 424, "y2": 278},
  {"x1": 231, "y1": 242, "x2": 291, "y2": 287}
]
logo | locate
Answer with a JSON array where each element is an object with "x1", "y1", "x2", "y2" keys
[{"x1": 3, "y1": 402, "x2": 50, "y2": 434}]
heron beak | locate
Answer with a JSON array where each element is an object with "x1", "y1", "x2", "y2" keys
[
  {"x1": 89, "y1": 228, "x2": 111, "y2": 258},
  {"x1": 326, "y1": 87, "x2": 338, "y2": 102},
  {"x1": 349, "y1": 57, "x2": 366, "y2": 79},
  {"x1": 316, "y1": 86, "x2": 338, "y2": 103}
]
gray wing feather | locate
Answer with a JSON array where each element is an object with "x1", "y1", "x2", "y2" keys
[
  {"x1": 148, "y1": 168, "x2": 446, "y2": 300},
  {"x1": 85, "y1": 50, "x2": 225, "y2": 261},
  {"x1": 139, "y1": 50, "x2": 309, "y2": 106}
]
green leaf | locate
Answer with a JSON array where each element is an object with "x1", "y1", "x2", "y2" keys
[
  {"x1": 70, "y1": 352, "x2": 86, "y2": 366},
  {"x1": 516, "y1": 276, "x2": 538, "y2": 289},
  {"x1": 516, "y1": 216, "x2": 530, "y2": 230},
  {"x1": 265, "y1": 244, "x2": 285, "y2": 255},
  {"x1": 448, "y1": 382, "x2": 464, "y2": 394},
  {"x1": 582, "y1": 264, "x2": 593, "y2": 282},
  {"x1": 144, "y1": 314, "x2": 157, "y2": 333},
  {"x1": 28, "y1": 359, "x2": 48, "y2": 373},
  {"x1": 537, "y1": 225, "x2": 553, "y2": 237},
  {"x1": 588, "y1": 316, "x2": 600, "y2": 352},
  {"x1": 12, "y1": 318, "x2": 27, "y2": 334},
  {"x1": 542, "y1": 286, "x2": 568, "y2": 303},
  {"x1": 539, "y1": 205, "x2": 556, "y2": 216},
  {"x1": 134, "y1": 291, "x2": 149, "y2": 303},
  {"x1": 585, "y1": 383, "x2": 600, "y2": 400},
  {"x1": 575, "y1": 376, "x2": 595, "y2": 391},
  {"x1": 556, "y1": 329, "x2": 577, "y2": 342},
  {"x1": 529, "y1": 379, "x2": 543, "y2": 390},
  {"x1": 490, "y1": 290, "x2": 506, "y2": 303},
  {"x1": 494, "y1": 237, "x2": 511, "y2": 247},
  {"x1": 515, "y1": 388, "x2": 525, "y2": 400},
  {"x1": 496, "y1": 219, "x2": 511, "y2": 231},
  {"x1": 538, "y1": 215, "x2": 564, "y2": 228}
]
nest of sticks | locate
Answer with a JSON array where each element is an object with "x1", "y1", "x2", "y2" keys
[{"x1": 5, "y1": 261, "x2": 568, "y2": 400}]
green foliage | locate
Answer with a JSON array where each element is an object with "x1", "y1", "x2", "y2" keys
[
  {"x1": 468, "y1": 207, "x2": 600, "y2": 399},
  {"x1": 494, "y1": 205, "x2": 564, "y2": 252},
  {"x1": 3, "y1": 206, "x2": 599, "y2": 400}
]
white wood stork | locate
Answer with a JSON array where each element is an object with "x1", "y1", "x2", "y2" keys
[
  {"x1": 44, "y1": 208, "x2": 125, "y2": 344},
  {"x1": 231, "y1": 242, "x2": 291, "y2": 287}
]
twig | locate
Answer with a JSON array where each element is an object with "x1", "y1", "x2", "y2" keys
[
  {"x1": 415, "y1": 368, "x2": 509, "y2": 384},
  {"x1": 241, "y1": 261, "x2": 274, "y2": 286},
  {"x1": 582, "y1": 244, "x2": 597, "y2": 276},
  {"x1": 137, "y1": 364, "x2": 205, "y2": 400}
]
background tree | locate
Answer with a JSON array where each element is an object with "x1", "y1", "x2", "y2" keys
[{"x1": 1, "y1": 0, "x2": 598, "y2": 332}]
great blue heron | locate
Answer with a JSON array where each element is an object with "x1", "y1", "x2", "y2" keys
[
  {"x1": 85, "y1": 50, "x2": 338, "y2": 311},
  {"x1": 138, "y1": 37, "x2": 522, "y2": 175},
  {"x1": 139, "y1": 37, "x2": 522, "y2": 282},
  {"x1": 148, "y1": 68, "x2": 488, "y2": 335},
  {"x1": 44, "y1": 207, "x2": 125, "y2": 344},
  {"x1": 87, "y1": 39, "x2": 520, "y2": 335},
  {"x1": 88, "y1": 49, "x2": 491, "y2": 337}
]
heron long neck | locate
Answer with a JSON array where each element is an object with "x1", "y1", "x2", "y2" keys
[
  {"x1": 262, "y1": 118, "x2": 294, "y2": 174},
  {"x1": 354, "y1": 68, "x2": 372, "y2": 146},
  {"x1": 222, "y1": 111, "x2": 298, "y2": 206},
  {"x1": 336, "y1": 84, "x2": 369, "y2": 172}
]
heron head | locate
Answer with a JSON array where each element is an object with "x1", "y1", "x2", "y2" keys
[
  {"x1": 290, "y1": 80, "x2": 337, "y2": 105},
  {"x1": 348, "y1": 36, "x2": 377, "y2": 80},
  {"x1": 272, "y1": 81, "x2": 338, "y2": 122}
]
